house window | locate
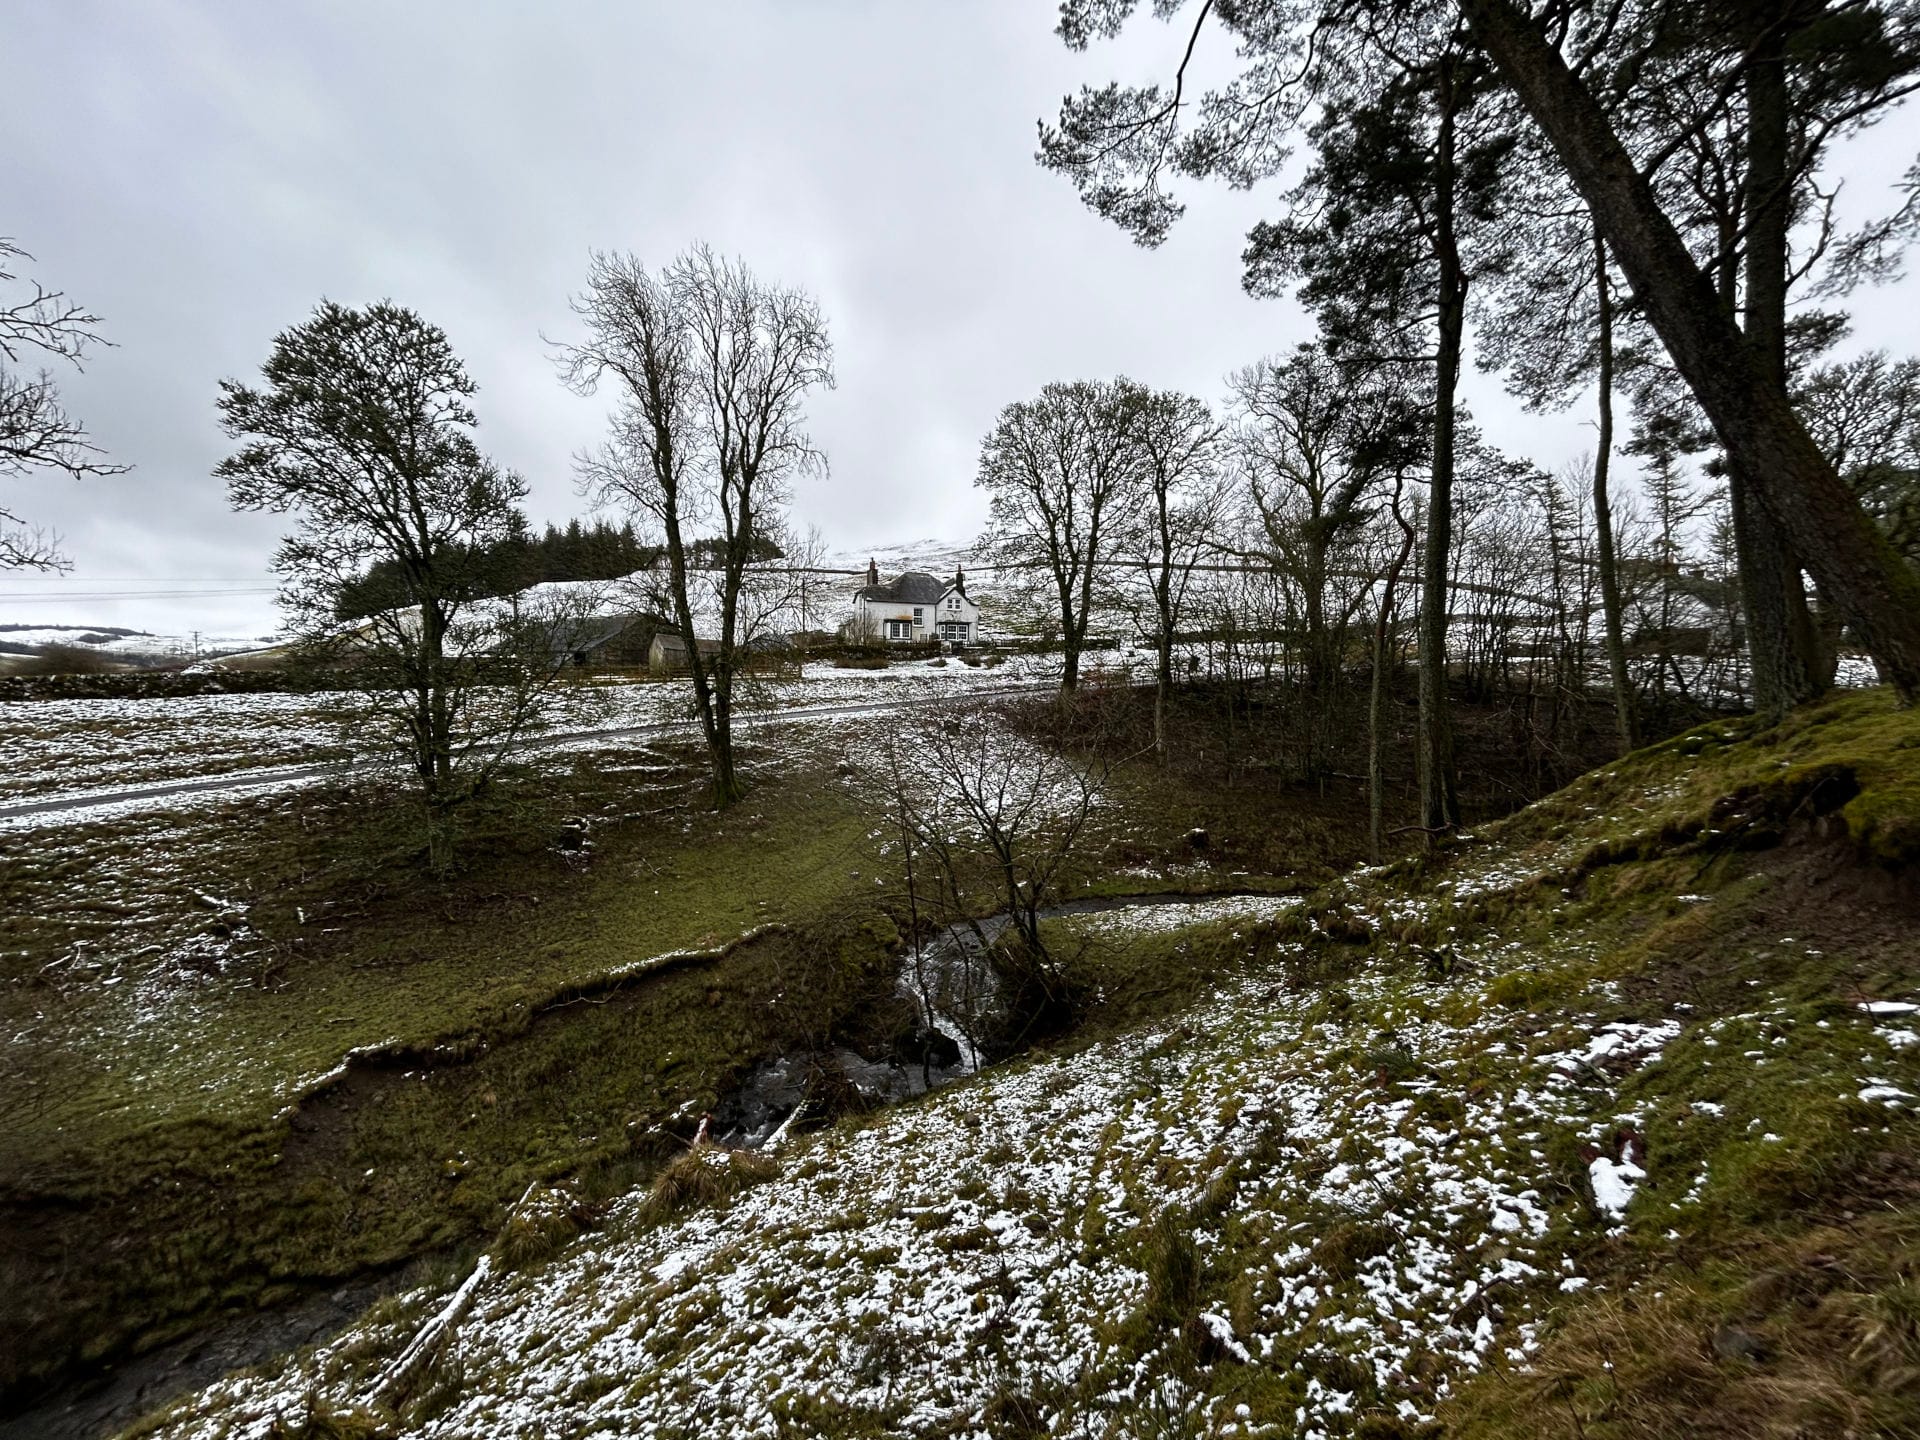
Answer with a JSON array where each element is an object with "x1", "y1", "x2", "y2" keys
[
  {"x1": 913, "y1": 607, "x2": 924, "y2": 626},
  {"x1": 886, "y1": 619, "x2": 912, "y2": 641},
  {"x1": 939, "y1": 621, "x2": 970, "y2": 642}
]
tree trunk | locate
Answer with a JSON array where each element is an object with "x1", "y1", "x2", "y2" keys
[
  {"x1": 1371, "y1": 484, "x2": 1417, "y2": 865},
  {"x1": 1730, "y1": 480, "x2": 1819, "y2": 721},
  {"x1": 1419, "y1": 57, "x2": 1464, "y2": 838},
  {"x1": 1303, "y1": 538, "x2": 1336, "y2": 775},
  {"x1": 1304, "y1": 542, "x2": 1331, "y2": 693},
  {"x1": 419, "y1": 599, "x2": 452, "y2": 795},
  {"x1": 418, "y1": 598, "x2": 457, "y2": 872},
  {"x1": 1461, "y1": 0, "x2": 1920, "y2": 703},
  {"x1": 710, "y1": 667, "x2": 741, "y2": 806},
  {"x1": 1737, "y1": 19, "x2": 1826, "y2": 721},
  {"x1": 1154, "y1": 602, "x2": 1173, "y2": 761},
  {"x1": 1591, "y1": 226, "x2": 1639, "y2": 753},
  {"x1": 1059, "y1": 571, "x2": 1082, "y2": 691},
  {"x1": 662, "y1": 503, "x2": 735, "y2": 806}
]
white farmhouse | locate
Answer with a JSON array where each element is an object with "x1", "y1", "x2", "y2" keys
[{"x1": 851, "y1": 561, "x2": 981, "y2": 644}]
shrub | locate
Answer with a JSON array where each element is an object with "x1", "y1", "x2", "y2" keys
[{"x1": 24, "y1": 642, "x2": 116, "y2": 676}]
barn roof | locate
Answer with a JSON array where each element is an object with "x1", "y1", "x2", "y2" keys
[{"x1": 856, "y1": 571, "x2": 948, "y2": 605}]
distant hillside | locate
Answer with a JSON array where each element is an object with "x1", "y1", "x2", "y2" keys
[{"x1": 0, "y1": 625, "x2": 275, "y2": 674}]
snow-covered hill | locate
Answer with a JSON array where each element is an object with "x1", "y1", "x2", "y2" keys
[{"x1": 0, "y1": 624, "x2": 278, "y2": 671}]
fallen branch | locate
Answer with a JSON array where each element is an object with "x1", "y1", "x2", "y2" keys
[{"x1": 363, "y1": 1250, "x2": 493, "y2": 1411}]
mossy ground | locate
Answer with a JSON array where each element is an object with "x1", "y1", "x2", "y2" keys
[
  {"x1": 1421, "y1": 690, "x2": 1920, "y2": 1438},
  {"x1": 0, "y1": 728, "x2": 898, "y2": 1403},
  {"x1": 1001, "y1": 690, "x2": 1920, "y2": 1438}
]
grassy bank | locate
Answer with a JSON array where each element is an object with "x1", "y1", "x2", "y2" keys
[
  {"x1": 1, "y1": 693, "x2": 1366, "y2": 1413},
  {"x1": 0, "y1": 729, "x2": 899, "y2": 1404},
  {"x1": 117, "y1": 689, "x2": 1920, "y2": 1439}
]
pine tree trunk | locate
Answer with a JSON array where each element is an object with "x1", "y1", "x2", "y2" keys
[
  {"x1": 1730, "y1": 479, "x2": 1819, "y2": 721},
  {"x1": 1591, "y1": 227, "x2": 1639, "y2": 752},
  {"x1": 1419, "y1": 58, "x2": 1464, "y2": 837},
  {"x1": 1371, "y1": 485, "x2": 1417, "y2": 865},
  {"x1": 1461, "y1": 0, "x2": 1920, "y2": 703},
  {"x1": 1738, "y1": 19, "x2": 1826, "y2": 722}
]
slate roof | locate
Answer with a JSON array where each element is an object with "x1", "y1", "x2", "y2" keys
[{"x1": 856, "y1": 571, "x2": 949, "y2": 606}]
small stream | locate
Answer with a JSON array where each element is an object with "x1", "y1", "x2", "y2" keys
[
  {"x1": 0, "y1": 1263, "x2": 436, "y2": 1440},
  {"x1": 713, "y1": 888, "x2": 1291, "y2": 1148}
]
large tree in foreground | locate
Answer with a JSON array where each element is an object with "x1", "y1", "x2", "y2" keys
[
  {"x1": 1042, "y1": 0, "x2": 1920, "y2": 706},
  {"x1": 218, "y1": 301, "x2": 576, "y2": 866},
  {"x1": 1, "y1": 237, "x2": 128, "y2": 569},
  {"x1": 1454, "y1": 0, "x2": 1920, "y2": 703},
  {"x1": 977, "y1": 379, "x2": 1147, "y2": 691},
  {"x1": 561, "y1": 245, "x2": 833, "y2": 806}
]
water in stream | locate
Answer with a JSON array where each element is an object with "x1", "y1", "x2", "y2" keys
[{"x1": 713, "y1": 890, "x2": 1293, "y2": 1148}]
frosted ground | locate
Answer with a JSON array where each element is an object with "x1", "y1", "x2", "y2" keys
[{"x1": 131, "y1": 874, "x2": 1920, "y2": 1439}]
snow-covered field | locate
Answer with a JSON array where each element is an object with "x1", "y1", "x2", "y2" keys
[
  {"x1": 0, "y1": 654, "x2": 1077, "y2": 815},
  {"x1": 0, "y1": 623, "x2": 277, "y2": 665},
  {"x1": 0, "y1": 689, "x2": 365, "y2": 804}
]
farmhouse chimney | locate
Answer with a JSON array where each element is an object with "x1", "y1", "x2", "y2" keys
[
  {"x1": 866, "y1": 557, "x2": 878, "y2": 587},
  {"x1": 953, "y1": 566, "x2": 965, "y2": 596}
]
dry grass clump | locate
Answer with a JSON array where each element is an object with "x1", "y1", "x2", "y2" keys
[
  {"x1": 636, "y1": 1141, "x2": 780, "y2": 1224},
  {"x1": 264, "y1": 1393, "x2": 392, "y2": 1438},
  {"x1": 491, "y1": 1183, "x2": 584, "y2": 1270}
]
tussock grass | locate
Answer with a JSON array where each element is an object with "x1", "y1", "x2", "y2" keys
[
  {"x1": 490, "y1": 1185, "x2": 584, "y2": 1271},
  {"x1": 636, "y1": 1143, "x2": 780, "y2": 1225}
]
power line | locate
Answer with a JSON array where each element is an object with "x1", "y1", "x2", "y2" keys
[
  {"x1": 0, "y1": 589, "x2": 279, "y2": 602},
  {"x1": 0, "y1": 577, "x2": 273, "y2": 583}
]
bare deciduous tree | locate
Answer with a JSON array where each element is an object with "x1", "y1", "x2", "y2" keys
[
  {"x1": 870, "y1": 700, "x2": 1112, "y2": 1044},
  {"x1": 562, "y1": 245, "x2": 833, "y2": 806},
  {"x1": 1108, "y1": 386, "x2": 1226, "y2": 758},
  {"x1": 976, "y1": 379, "x2": 1147, "y2": 691},
  {"x1": 1229, "y1": 348, "x2": 1427, "y2": 696},
  {"x1": 1799, "y1": 350, "x2": 1920, "y2": 575},
  {"x1": 1, "y1": 238, "x2": 128, "y2": 570}
]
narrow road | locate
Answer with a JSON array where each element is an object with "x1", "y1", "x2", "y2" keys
[{"x1": 0, "y1": 684, "x2": 1055, "y2": 824}]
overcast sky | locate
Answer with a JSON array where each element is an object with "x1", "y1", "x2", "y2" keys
[{"x1": 4, "y1": 1, "x2": 1917, "y2": 640}]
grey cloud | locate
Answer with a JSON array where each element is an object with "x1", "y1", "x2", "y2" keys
[{"x1": 4, "y1": 0, "x2": 1914, "y2": 639}]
